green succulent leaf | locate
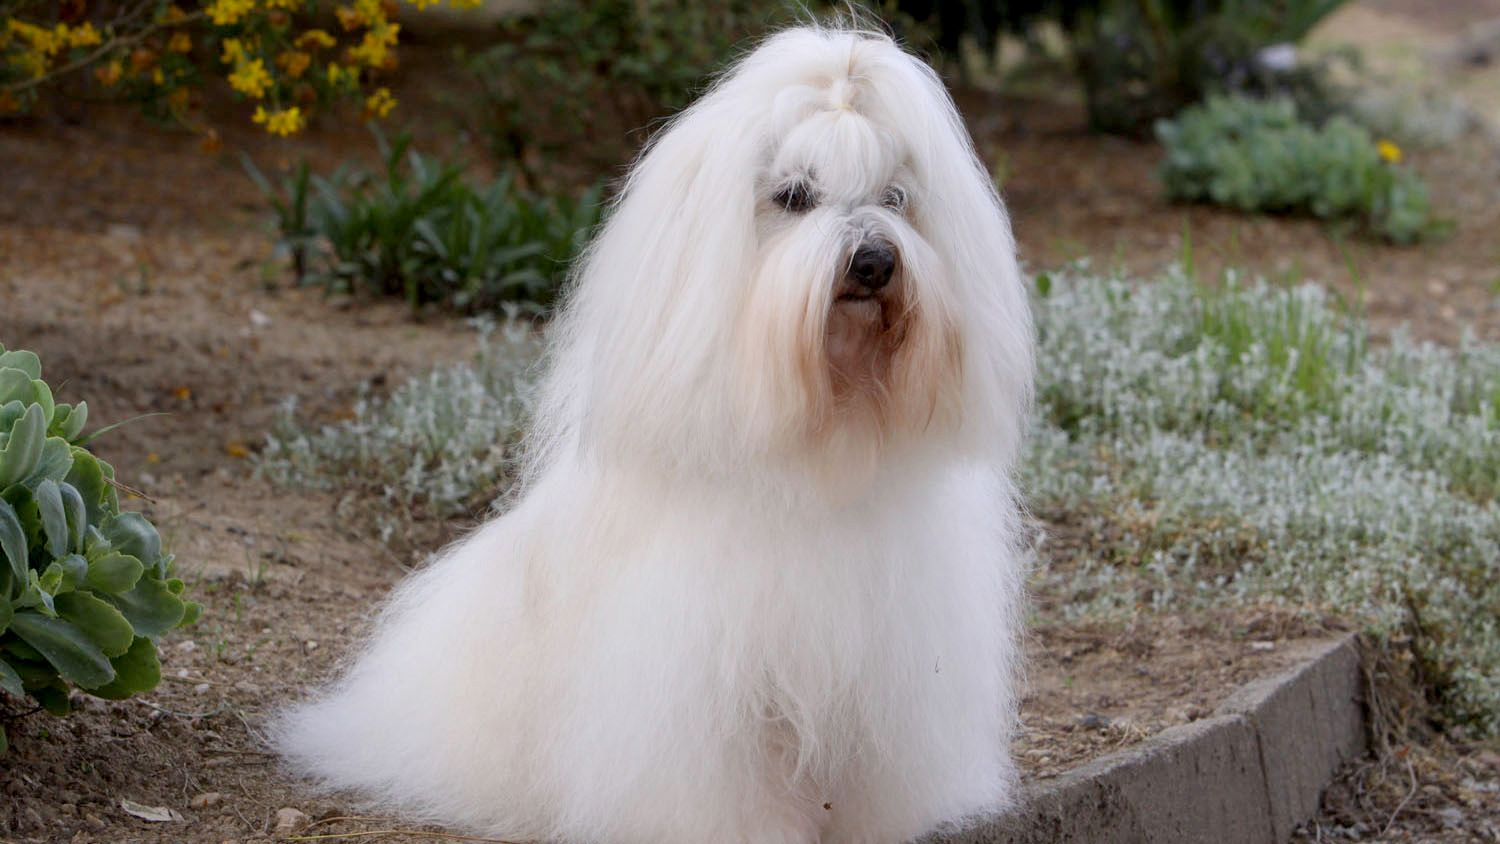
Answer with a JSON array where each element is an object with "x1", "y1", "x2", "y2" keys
[
  {"x1": 64, "y1": 449, "x2": 114, "y2": 525},
  {"x1": 50, "y1": 401, "x2": 89, "y2": 442},
  {"x1": 54, "y1": 592, "x2": 134, "y2": 658},
  {"x1": 0, "y1": 498, "x2": 26, "y2": 584},
  {"x1": 50, "y1": 554, "x2": 88, "y2": 593},
  {"x1": 0, "y1": 403, "x2": 46, "y2": 490},
  {"x1": 0, "y1": 657, "x2": 22, "y2": 697},
  {"x1": 85, "y1": 552, "x2": 144, "y2": 594},
  {"x1": 0, "y1": 592, "x2": 11, "y2": 633},
  {"x1": 59, "y1": 482, "x2": 86, "y2": 552},
  {"x1": 27, "y1": 437, "x2": 74, "y2": 488},
  {"x1": 27, "y1": 380, "x2": 54, "y2": 427},
  {"x1": 89, "y1": 637, "x2": 161, "y2": 700},
  {"x1": 8, "y1": 610, "x2": 116, "y2": 689},
  {"x1": 0, "y1": 368, "x2": 33, "y2": 406},
  {"x1": 105, "y1": 576, "x2": 186, "y2": 637},
  {"x1": 0, "y1": 350, "x2": 41, "y2": 380},
  {"x1": 101, "y1": 513, "x2": 163, "y2": 574},
  {"x1": 180, "y1": 600, "x2": 203, "y2": 627},
  {"x1": 33, "y1": 479, "x2": 68, "y2": 558},
  {"x1": 0, "y1": 400, "x2": 24, "y2": 432},
  {"x1": 14, "y1": 570, "x2": 55, "y2": 615}
]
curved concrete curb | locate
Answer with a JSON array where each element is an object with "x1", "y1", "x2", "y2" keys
[{"x1": 931, "y1": 634, "x2": 1366, "y2": 844}]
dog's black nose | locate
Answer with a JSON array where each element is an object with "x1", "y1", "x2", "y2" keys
[{"x1": 850, "y1": 245, "x2": 895, "y2": 291}]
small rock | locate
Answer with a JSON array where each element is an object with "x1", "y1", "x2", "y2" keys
[
  {"x1": 190, "y1": 792, "x2": 223, "y2": 809},
  {"x1": 275, "y1": 807, "x2": 310, "y2": 833},
  {"x1": 305, "y1": 640, "x2": 319, "y2": 652},
  {"x1": 84, "y1": 813, "x2": 105, "y2": 829},
  {"x1": 1077, "y1": 713, "x2": 1110, "y2": 731},
  {"x1": 193, "y1": 683, "x2": 211, "y2": 694},
  {"x1": 1437, "y1": 807, "x2": 1465, "y2": 828},
  {"x1": 1249, "y1": 640, "x2": 1276, "y2": 652},
  {"x1": 178, "y1": 640, "x2": 198, "y2": 653},
  {"x1": 119, "y1": 799, "x2": 182, "y2": 822},
  {"x1": 249, "y1": 309, "x2": 272, "y2": 328},
  {"x1": 233, "y1": 680, "x2": 261, "y2": 695}
]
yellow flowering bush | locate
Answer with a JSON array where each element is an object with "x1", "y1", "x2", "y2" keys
[{"x1": 0, "y1": 0, "x2": 475, "y2": 136}]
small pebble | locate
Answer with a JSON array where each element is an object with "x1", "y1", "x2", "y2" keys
[
  {"x1": 1249, "y1": 640, "x2": 1275, "y2": 652},
  {"x1": 275, "y1": 807, "x2": 309, "y2": 833},
  {"x1": 190, "y1": 792, "x2": 223, "y2": 809},
  {"x1": 193, "y1": 683, "x2": 211, "y2": 694},
  {"x1": 1078, "y1": 713, "x2": 1110, "y2": 730}
]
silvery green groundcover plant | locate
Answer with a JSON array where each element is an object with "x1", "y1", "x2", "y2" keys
[{"x1": 262, "y1": 268, "x2": 1500, "y2": 735}]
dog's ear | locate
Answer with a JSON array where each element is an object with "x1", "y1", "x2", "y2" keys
[{"x1": 542, "y1": 90, "x2": 764, "y2": 470}]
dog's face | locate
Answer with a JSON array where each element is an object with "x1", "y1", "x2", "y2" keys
[
  {"x1": 548, "y1": 28, "x2": 1033, "y2": 476},
  {"x1": 740, "y1": 62, "x2": 962, "y2": 449}
]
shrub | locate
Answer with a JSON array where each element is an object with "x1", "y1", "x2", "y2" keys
[
  {"x1": 1, "y1": 0, "x2": 480, "y2": 137},
  {"x1": 248, "y1": 131, "x2": 603, "y2": 313},
  {"x1": 257, "y1": 318, "x2": 542, "y2": 542},
  {"x1": 0, "y1": 345, "x2": 200, "y2": 753},
  {"x1": 464, "y1": 0, "x2": 804, "y2": 176},
  {"x1": 1025, "y1": 266, "x2": 1500, "y2": 734},
  {"x1": 895, "y1": 0, "x2": 1349, "y2": 135},
  {"x1": 1155, "y1": 95, "x2": 1442, "y2": 243}
]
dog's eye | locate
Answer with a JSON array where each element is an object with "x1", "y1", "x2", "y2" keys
[
  {"x1": 773, "y1": 182, "x2": 817, "y2": 213},
  {"x1": 881, "y1": 186, "x2": 908, "y2": 212}
]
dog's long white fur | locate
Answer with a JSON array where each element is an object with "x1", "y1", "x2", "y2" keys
[{"x1": 274, "y1": 24, "x2": 1034, "y2": 844}]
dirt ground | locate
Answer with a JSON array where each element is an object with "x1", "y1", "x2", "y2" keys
[{"x1": 2, "y1": 1, "x2": 1499, "y2": 841}]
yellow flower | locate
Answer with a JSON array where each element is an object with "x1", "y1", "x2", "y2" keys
[
  {"x1": 94, "y1": 60, "x2": 124, "y2": 87},
  {"x1": 207, "y1": 0, "x2": 256, "y2": 26},
  {"x1": 354, "y1": 0, "x2": 386, "y2": 24},
  {"x1": 406, "y1": 0, "x2": 441, "y2": 9},
  {"x1": 348, "y1": 21, "x2": 399, "y2": 67},
  {"x1": 277, "y1": 50, "x2": 312, "y2": 78},
  {"x1": 253, "y1": 105, "x2": 305, "y2": 136},
  {"x1": 296, "y1": 29, "x2": 337, "y2": 50},
  {"x1": 169, "y1": 31, "x2": 192, "y2": 53},
  {"x1": 335, "y1": 5, "x2": 362, "y2": 31},
  {"x1": 365, "y1": 86, "x2": 396, "y2": 118},
  {"x1": 11, "y1": 20, "x2": 63, "y2": 56},
  {"x1": 220, "y1": 37, "x2": 246, "y2": 65},
  {"x1": 325, "y1": 62, "x2": 357, "y2": 88},
  {"x1": 267, "y1": 0, "x2": 302, "y2": 8},
  {"x1": 68, "y1": 22, "x2": 102, "y2": 48},
  {"x1": 1377, "y1": 139, "x2": 1403, "y2": 165},
  {"x1": 447, "y1": 0, "x2": 483, "y2": 8},
  {"x1": 228, "y1": 57, "x2": 273, "y2": 98}
]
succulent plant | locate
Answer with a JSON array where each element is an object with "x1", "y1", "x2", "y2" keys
[{"x1": 0, "y1": 344, "x2": 200, "y2": 753}]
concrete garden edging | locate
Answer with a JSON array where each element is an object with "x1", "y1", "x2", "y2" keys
[{"x1": 932, "y1": 634, "x2": 1367, "y2": 844}]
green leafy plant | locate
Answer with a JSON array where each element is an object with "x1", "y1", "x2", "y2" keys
[
  {"x1": 464, "y1": 0, "x2": 805, "y2": 176},
  {"x1": 0, "y1": 344, "x2": 200, "y2": 753},
  {"x1": 1155, "y1": 95, "x2": 1442, "y2": 243},
  {"x1": 898, "y1": 0, "x2": 1348, "y2": 135},
  {"x1": 248, "y1": 131, "x2": 603, "y2": 313}
]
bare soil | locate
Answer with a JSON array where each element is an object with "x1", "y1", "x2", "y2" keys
[{"x1": 2, "y1": 2, "x2": 1499, "y2": 840}]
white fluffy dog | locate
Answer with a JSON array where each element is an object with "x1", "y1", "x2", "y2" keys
[{"x1": 276, "y1": 23, "x2": 1033, "y2": 844}]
